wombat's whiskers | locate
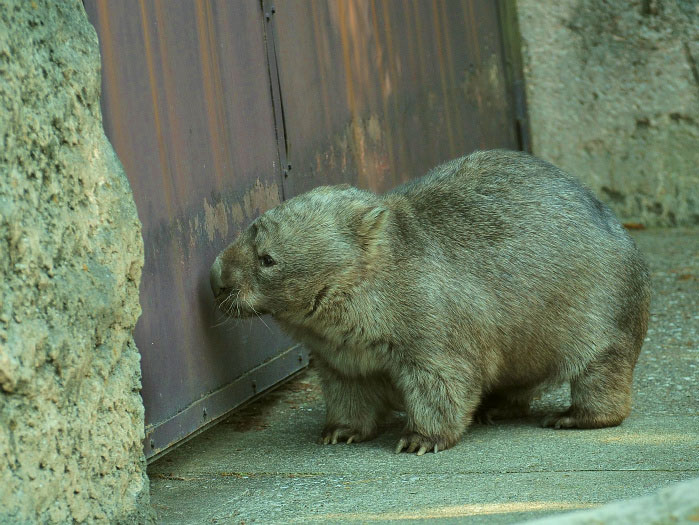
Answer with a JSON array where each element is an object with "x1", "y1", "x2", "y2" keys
[
  {"x1": 234, "y1": 290, "x2": 242, "y2": 318},
  {"x1": 211, "y1": 291, "x2": 235, "y2": 329},
  {"x1": 210, "y1": 290, "x2": 245, "y2": 330},
  {"x1": 220, "y1": 290, "x2": 240, "y2": 317},
  {"x1": 219, "y1": 289, "x2": 238, "y2": 311},
  {"x1": 246, "y1": 299, "x2": 271, "y2": 332},
  {"x1": 210, "y1": 315, "x2": 232, "y2": 329}
]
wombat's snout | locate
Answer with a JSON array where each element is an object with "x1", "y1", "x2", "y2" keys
[{"x1": 210, "y1": 257, "x2": 224, "y2": 298}]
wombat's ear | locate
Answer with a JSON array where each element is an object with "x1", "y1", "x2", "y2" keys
[{"x1": 356, "y1": 206, "x2": 389, "y2": 249}]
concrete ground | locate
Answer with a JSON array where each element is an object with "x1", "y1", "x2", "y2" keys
[{"x1": 149, "y1": 228, "x2": 698, "y2": 524}]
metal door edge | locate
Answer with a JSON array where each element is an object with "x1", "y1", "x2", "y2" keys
[
  {"x1": 496, "y1": 0, "x2": 531, "y2": 153},
  {"x1": 145, "y1": 344, "x2": 309, "y2": 462}
]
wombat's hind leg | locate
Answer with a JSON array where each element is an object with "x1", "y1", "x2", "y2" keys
[
  {"x1": 475, "y1": 389, "x2": 534, "y2": 425},
  {"x1": 543, "y1": 346, "x2": 635, "y2": 429}
]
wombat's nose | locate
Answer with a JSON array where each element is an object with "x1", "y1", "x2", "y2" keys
[{"x1": 210, "y1": 257, "x2": 224, "y2": 297}]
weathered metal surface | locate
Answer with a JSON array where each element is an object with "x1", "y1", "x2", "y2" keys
[
  {"x1": 145, "y1": 346, "x2": 309, "y2": 463},
  {"x1": 271, "y1": 0, "x2": 520, "y2": 198},
  {"x1": 84, "y1": 0, "x2": 306, "y2": 460}
]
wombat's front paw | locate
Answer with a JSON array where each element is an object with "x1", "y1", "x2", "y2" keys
[
  {"x1": 395, "y1": 432, "x2": 452, "y2": 455},
  {"x1": 320, "y1": 425, "x2": 373, "y2": 445}
]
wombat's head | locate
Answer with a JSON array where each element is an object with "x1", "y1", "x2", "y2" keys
[{"x1": 209, "y1": 184, "x2": 387, "y2": 323}]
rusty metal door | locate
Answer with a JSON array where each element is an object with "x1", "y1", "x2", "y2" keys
[
  {"x1": 268, "y1": 0, "x2": 524, "y2": 198},
  {"x1": 84, "y1": 0, "x2": 526, "y2": 460}
]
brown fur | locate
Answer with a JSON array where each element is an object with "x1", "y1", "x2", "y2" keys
[{"x1": 210, "y1": 150, "x2": 650, "y2": 454}]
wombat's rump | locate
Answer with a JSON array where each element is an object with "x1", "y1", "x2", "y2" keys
[{"x1": 210, "y1": 150, "x2": 650, "y2": 455}]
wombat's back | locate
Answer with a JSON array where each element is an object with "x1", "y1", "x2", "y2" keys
[
  {"x1": 387, "y1": 150, "x2": 650, "y2": 389},
  {"x1": 393, "y1": 150, "x2": 626, "y2": 243}
]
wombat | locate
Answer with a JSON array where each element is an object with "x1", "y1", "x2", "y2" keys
[{"x1": 210, "y1": 150, "x2": 650, "y2": 455}]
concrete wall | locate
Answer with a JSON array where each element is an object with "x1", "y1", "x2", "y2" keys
[
  {"x1": 0, "y1": 1, "x2": 151, "y2": 522},
  {"x1": 517, "y1": 0, "x2": 699, "y2": 226}
]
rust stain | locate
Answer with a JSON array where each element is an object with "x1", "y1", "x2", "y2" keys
[
  {"x1": 377, "y1": 0, "x2": 398, "y2": 186},
  {"x1": 465, "y1": 0, "x2": 482, "y2": 66},
  {"x1": 206, "y1": 1, "x2": 234, "y2": 183},
  {"x1": 153, "y1": 0, "x2": 187, "y2": 204},
  {"x1": 431, "y1": 0, "x2": 456, "y2": 156},
  {"x1": 399, "y1": 1, "x2": 418, "y2": 84},
  {"x1": 138, "y1": 0, "x2": 175, "y2": 217},
  {"x1": 337, "y1": 0, "x2": 367, "y2": 187},
  {"x1": 360, "y1": 3, "x2": 375, "y2": 100},
  {"x1": 330, "y1": 1, "x2": 394, "y2": 190},
  {"x1": 437, "y1": 0, "x2": 465, "y2": 149},
  {"x1": 411, "y1": 2, "x2": 429, "y2": 90},
  {"x1": 369, "y1": 0, "x2": 384, "y2": 84},
  {"x1": 337, "y1": 1, "x2": 373, "y2": 105},
  {"x1": 337, "y1": 1, "x2": 356, "y2": 117},
  {"x1": 464, "y1": 0, "x2": 485, "y2": 148},
  {"x1": 94, "y1": 3, "x2": 130, "y2": 177},
  {"x1": 194, "y1": 0, "x2": 230, "y2": 188},
  {"x1": 310, "y1": 0, "x2": 333, "y2": 138},
  {"x1": 412, "y1": 3, "x2": 447, "y2": 166},
  {"x1": 397, "y1": 4, "x2": 430, "y2": 185}
]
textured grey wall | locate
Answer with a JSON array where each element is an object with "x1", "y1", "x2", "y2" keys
[
  {"x1": 0, "y1": 1, "x2": 151, "y2": 522},
  {"x1": 517, "y1": 0, "x2": 698, "y2": 226}
]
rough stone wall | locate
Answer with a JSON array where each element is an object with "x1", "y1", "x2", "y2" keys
[
  {"x1": 0, "y1": 1, "x2": 151, "y2": 523},
  {"x1": 517, "y1": 0, "x2": 699, "y2": 226}
]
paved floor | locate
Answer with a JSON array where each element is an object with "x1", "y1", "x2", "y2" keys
[{"x1": 149, "y1": 228, "x2": 698, "y2": 524}]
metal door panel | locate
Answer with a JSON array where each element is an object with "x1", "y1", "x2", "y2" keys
[
  {"x1": 84, "y1": 0, "x2": 307, "y2": 460},
  {"x1": 271, "y1": 0, "x2": 519, "y2": 198}
]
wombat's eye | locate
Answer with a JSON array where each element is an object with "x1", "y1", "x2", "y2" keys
[{"x1": 259, "y1": 254, "x2": 276, "y2": 267}]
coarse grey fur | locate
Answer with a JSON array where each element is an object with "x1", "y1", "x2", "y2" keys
[{"x1": 210, "y1": 150, "x2": 651, "y2": 455}]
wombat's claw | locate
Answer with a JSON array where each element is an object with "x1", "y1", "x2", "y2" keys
[
  {"x1": 542, "y1": 413, "x2": 577, "y2": 429},
  {"x1": 395, "y1": 434, "x2": 443, "y2": 455},
  {"x1": 321, "y1": 426, "x2": 364, "y2": 445}
]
